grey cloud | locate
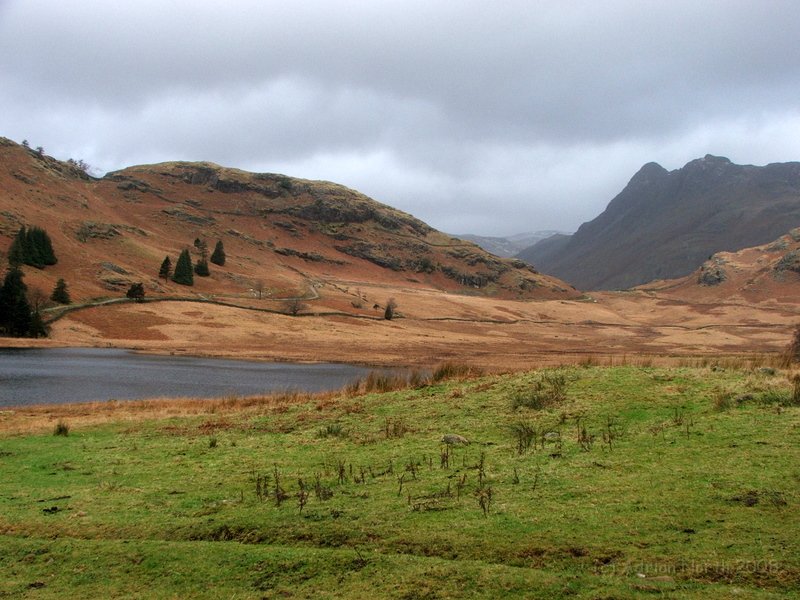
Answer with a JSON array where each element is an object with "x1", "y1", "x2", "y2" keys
[{"x1": 2, "y1": 1, "x2": 800, "y2": 235}]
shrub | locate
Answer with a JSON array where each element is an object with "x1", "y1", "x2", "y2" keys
[
  {"x1": 317, "y1": 423, "x2": 347, "y2": 438},
  {"x1": 126, "y1": 282, "x2": 145, "y2": 301},
  {"x1": 53, "y1": 421, "x2": 69, "y2": 436},
  {"x1": 511, "y1": 370, "x2": 568, "y2": 410},
  {"x1": 384, "y1": 298, "x2": 397, "y2": 320},
  {"x1": 712, "y1": 389, "x2": 734, "y2": 411}
]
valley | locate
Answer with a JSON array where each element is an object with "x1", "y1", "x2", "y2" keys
[{"x1": 2, "y1": 138, "x2": 798, "y2": 370}]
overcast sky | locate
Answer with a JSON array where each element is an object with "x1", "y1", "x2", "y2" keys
[{"x1": 2, "y1": 1, "x2": 800, "y2": 236}]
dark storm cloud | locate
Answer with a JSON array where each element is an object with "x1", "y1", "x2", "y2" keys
[{"x1": 2, "y1": 1, "x2": 800, "y2": 235}]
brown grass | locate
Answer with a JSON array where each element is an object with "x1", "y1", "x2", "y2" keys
[{"x1": 0, "y1": 389, "x2": 331, "y2": 436}]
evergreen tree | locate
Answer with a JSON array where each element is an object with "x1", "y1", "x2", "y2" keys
[
  {"x1": 51, "y1": 278, "x2": 71, "y2": 304},
  {"x1": 28, "y1": 310, "x2": 48, "y2": 338},
  {"x1": 172, "y1": 249, "x2": 194, "y2": 285},
  {"x1": 7, "y1": 227, "x2": 26, "y2": 267},
  {"x1": 194, "y1": 258, "x2": 210, "y2": 276},
  {"x1": 0, "y1": 266, "x2": 41, "y2": 337},
  {"x1": 159, "y1": 256, "x2": 172, "y2": 282},
  {"x1": 29, "y1": 227, "x2": 57, "y2": 266},
  {"x1": 24, "y1": 227, "x2": 44, "y2": 268},
  {"x1": 210, "y1": 240, "x2": 226, "y2": 266}
]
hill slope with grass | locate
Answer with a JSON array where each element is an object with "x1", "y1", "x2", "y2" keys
[
  {"x1": 1, "y1": 364, "x2": 798, "y2": 598},
  {"x1": 517, "y1": 155, "x2": 800, "y2": 290},
  {"x1": 0, "y1": 137, "x2": 577, "y2": 307},
  {"x1": 639, "y1": 227, "x2": 800, "y2": 304}
]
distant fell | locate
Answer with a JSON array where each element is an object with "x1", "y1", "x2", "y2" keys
[
  {"x1": 517, "y1": 155, "x2": 800, "y2": 290},
  {"x1": 458, "y1": 230, "x2": 568, "y2": 258}
]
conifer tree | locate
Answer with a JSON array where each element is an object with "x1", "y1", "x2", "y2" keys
[
  {"x1": 24, "y1": 228, "x2": 44, "y2": 268},
  {"x1": 0, "y1": 266, "x2": 42, "y2": 337},
  {"x1": 30, "y1": 227, "x2": 57, "y2": 266},
  {"x1": 210, "y1": 240, "x2": 226, "y2": 266},
  {"x1": 29, "y1": 310, "x2": 48, "y2": 338},
  {"x1": 194, "y1": 259, "x2": 210, "y2": 276},
  {"x1": 51, "y1": 278, "x2": 71, "y2": 304},
  {"x1": 7, "y1": 227, "x2": 26, "y2": 267},
  {"x1": 159, "y1": 256, "x2": 172, "y2": 282},
  {"x1": 172, "y1": 249, "x2": 194, "y2": 285}
]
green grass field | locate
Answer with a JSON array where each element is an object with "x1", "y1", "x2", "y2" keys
[{"x1": 1, "y1": 366, "x2": 798, "y2": 598}]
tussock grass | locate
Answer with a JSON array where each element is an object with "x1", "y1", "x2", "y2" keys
[{"x1": 431, "y1": 362, "x2": 482, "y2": 382}]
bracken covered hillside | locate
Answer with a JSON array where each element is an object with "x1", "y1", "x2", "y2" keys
[
  {"x1": 0, "y1": 138, "x2": 578, "y2": 305},
  {"x1": 640, "y1": 227, "x2": 800, "y2": 304}
]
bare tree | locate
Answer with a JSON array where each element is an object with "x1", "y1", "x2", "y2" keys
[
  {"x1": 253, "y1": 279, "x2": 265, "y2": 299},
  {"x1": 283, "y1": 297, "x2": 308, "y2": 316},
  {"x1": 27, "y1": 287, "x2": 50, "y2": 311}
]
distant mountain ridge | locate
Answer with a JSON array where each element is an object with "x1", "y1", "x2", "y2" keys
[
  {"x1": 517, "y1": 155, "x2": 800, "y2": 290},
  {"x1": 457, "y1": 231, "x2": 568, "y2": 258}
]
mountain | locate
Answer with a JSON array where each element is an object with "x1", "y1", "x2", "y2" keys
[
  {"x1": 0, "y1": 137, "x2": 577, "y2": 305},
  {"x1": 517, "y1": 155, "x2": 800, "y2": 290},
  {"x1": 515, "y1": 233, "x2": 572, "y2": 266},
  {"x1": 458, "y1": 231, "x2": 568, "y2": 258}
]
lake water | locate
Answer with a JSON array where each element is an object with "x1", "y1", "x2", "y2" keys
[{"x1": 0, "y1": 347, "x2": 378, "y2": 407}]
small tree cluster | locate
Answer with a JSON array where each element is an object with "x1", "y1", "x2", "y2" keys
[
  {"x1": 160, "y1": 240, "x2": 225, "y2": 286},
  {"x1": 9, "y1": 226, "x2": 57, "y2": 269},
  {"x1": 65, "y1": 158, "x2": 91, "y2": 174}
]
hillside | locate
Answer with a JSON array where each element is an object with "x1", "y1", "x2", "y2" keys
[
  {"x1": 0, "y1": 138, "x2": 577, "y2": 307},
  {"x1": 517, "y1": 155, "x2": 800, "y2": 290},
  {"x1": 640, "y1": 227, "x2": 800, "y2": 304}
]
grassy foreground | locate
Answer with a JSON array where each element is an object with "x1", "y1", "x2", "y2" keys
[{"x1": 1, "y1": 365, "x2": 798, "y2": 599}]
